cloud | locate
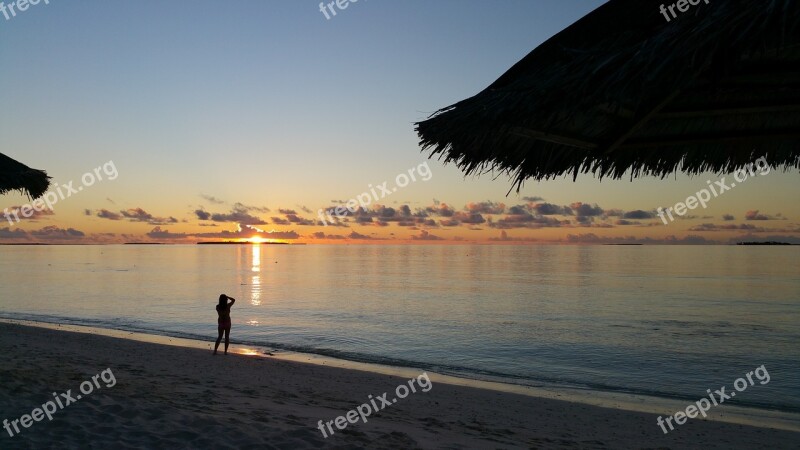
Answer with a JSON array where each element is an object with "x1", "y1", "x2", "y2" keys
[
  {"x1": 570, "y1": 202, "x2": 604, "y2": 217},
  {"x1": 465, "y1": 201, "x2": 506, "y2": 215},
  {"x1": 266, "y1": 230, "x2": 300, "y2": 240},
  {"x1": 533, "y1": 203, "x2": 570, "y2": 215},
  {"x1": 623, "y1": 210, "x2": 654, "y2": 219},
  {"x1": 30, "y1": 226, "x2": 85, "y2": 240},
  {"x1": 285, "y1": 214, "x2": 315, "y2": 225},
  {"x1": 200, "y1": 194, "x2": 226, "y2": 205},
  {"x1": 311, "y1": 231, "x2": 346, "y2": 240},
  {"x1": 97, "y1": 209, "x2": 123, "y2": 220},
  {"x1": 508, "y1": 205, "x2": 530, "y2": 215},
  {"x1": 233, "y1": 203, "x2": 270, "y2": 213},
  {"x1": 453, "y1": 212, "x2": 486, "y2": 224},
  {"x1": 489, "y1": 212, "x2": 564, "y2": 229},
  {"x1": 411, "y1": 230, "x2": 443, "y2": 241},
  {"x1": 271, "y1": 217, "x2": 289, "y2": 225},
  {"x1": 377, "y1": 206, "x2": 396, "y2": 218},
  {"x1": 119, "y1": 208, "x2": 178, "y2": 225},
  {"x1": 425, "y1": 203, "x2": 455, "y2": 217},
  {"x1": 147, "y1": 227, "x2": 187, "y2": 239},
  {"x1": 209, "y1": 204, "x2": 267, "y2": 225},
  {"x1": 318, "y1": 207, "x2": 351, "y2": 222},
  {"x1": 348, "y1": 231, "x2": 372, "y2": 240},
  {"x1": 0, "y1": 227, "x2": 30, "y2": 240},
  {"x1": 688, "y1": 223, "x2": 761, "y2": 232},
  {"x1": 745, "y1": 210, "x2": 775, "y2": 221},
  {"x1": 4, "y1": 205, "x2": 54, "y2": 222},
  {"x1": 411, "y1": 208, "x2": 429, "y2": 218},
  {"x1": 419, "y1": 218, "x2": 436, "y2": 227},
  {"x1": 320, "y1": 204, "x2": 423, "y2": 227},
  {"x1": 48, "y1": 195, "x2": 793, "y2": 244},
  {"x1": 563, "y1": 202, "x2": 605, "y2": 224}
]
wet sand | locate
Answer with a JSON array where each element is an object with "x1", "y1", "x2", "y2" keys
[{"x1": 0, "y1": 322, "x2": 798, "y2": 449}]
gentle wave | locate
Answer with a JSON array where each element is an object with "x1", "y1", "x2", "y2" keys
[{"x1": 3, "y1": 310, "x2": 797, "y2": 414}]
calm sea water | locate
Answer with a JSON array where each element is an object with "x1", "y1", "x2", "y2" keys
[{"x1": 1, "y1": 244, "x2": 798, "y2": 412}]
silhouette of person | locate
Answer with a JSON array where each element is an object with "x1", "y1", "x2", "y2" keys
[{"x1": 214, "y1": 294, "x2": 236, "y2": 355}]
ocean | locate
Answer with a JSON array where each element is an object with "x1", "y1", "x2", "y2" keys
[{"x1": 1, "y1": 244, "x2": 798, "y2": 413}]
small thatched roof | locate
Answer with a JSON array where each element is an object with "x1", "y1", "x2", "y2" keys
[
  {"x1": 416, "y1": 0, "x2": 800, "y2": 190},
  {"x1": 0, "y1": 153, "x2": 51, "y2": 199}
]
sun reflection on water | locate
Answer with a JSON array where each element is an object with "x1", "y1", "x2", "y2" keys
[{"x1": 251, "y1": 245, "x2": 262, "y2": 306}]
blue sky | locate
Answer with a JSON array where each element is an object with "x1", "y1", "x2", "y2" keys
[{"x1": 1, "y1": 0, "x2": 798, "y2": 243}]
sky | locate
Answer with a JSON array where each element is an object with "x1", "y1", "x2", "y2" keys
[{"x1": 1, "y1": 0, "x2": 798, "y2": 244}]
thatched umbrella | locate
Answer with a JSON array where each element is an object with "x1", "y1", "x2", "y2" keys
[
  {"x1": 0, "y1": 153, "x2": 51, "y2": 199},
  {"x1": 416, "y1": 0, "x2": 800, "y2": 190}
]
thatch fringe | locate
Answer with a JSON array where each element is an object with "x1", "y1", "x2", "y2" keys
[
  {"x1": 0, "y1": 153, "x2": 51, "y2": 199},
  {"x1": 416, "y1": 0, "x2": 800, "y2": 190}
]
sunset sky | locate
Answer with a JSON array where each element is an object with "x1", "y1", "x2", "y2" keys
[{"x1": 2, "y1": 0, "x2": 799, "y2": 244}]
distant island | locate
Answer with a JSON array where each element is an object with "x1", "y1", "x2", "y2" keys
[{"x1": 736, "y1": 241, "x2": 794, "y2": 245}]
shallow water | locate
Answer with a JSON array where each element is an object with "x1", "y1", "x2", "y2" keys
[{"x1": 1, "y1": 244, "x2": 798, "y2": 412}]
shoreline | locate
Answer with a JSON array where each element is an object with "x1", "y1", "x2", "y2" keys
[
  {"x1": 2, "y1": 321, "x2": 799, "y2": 448},
  {"x1": 2, "y1": 318, "x2": 799, "y2": 434}
]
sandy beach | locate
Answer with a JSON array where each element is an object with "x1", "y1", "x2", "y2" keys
[{"x1": 0, "y1": 322, "x2": 796, "y2": 449}]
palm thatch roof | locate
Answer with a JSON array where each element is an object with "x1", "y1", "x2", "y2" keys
[
  {"x1": 0, "y1": 153, "x2": 51, "y2": 199},
  {"x1": 416, "y1": 0, "x2": 800, "y2": 190}
]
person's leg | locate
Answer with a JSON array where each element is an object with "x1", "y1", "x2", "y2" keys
[
  {"x1": 224, "y1": 327, "x2": 231, "y2": 354},
  {"x1": 214, "y1": 328, "x2": 223, "y2": 354}
]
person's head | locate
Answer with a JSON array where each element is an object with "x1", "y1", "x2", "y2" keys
[{"x1": 218, "y1": 294, "x2": 227, "y2": 306}]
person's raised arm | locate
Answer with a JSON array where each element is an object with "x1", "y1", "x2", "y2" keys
[{"x1": 227, "y1": 296, "x2": 236, "y2": 307}]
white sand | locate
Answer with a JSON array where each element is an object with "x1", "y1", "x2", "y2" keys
[{"x1": 1, "y1": 322, "x2": 798, "y2": 449}]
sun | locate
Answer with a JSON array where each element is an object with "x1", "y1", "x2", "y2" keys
[{"x1": 249, "y1": 236, "x2": 266, "y2": 244}]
